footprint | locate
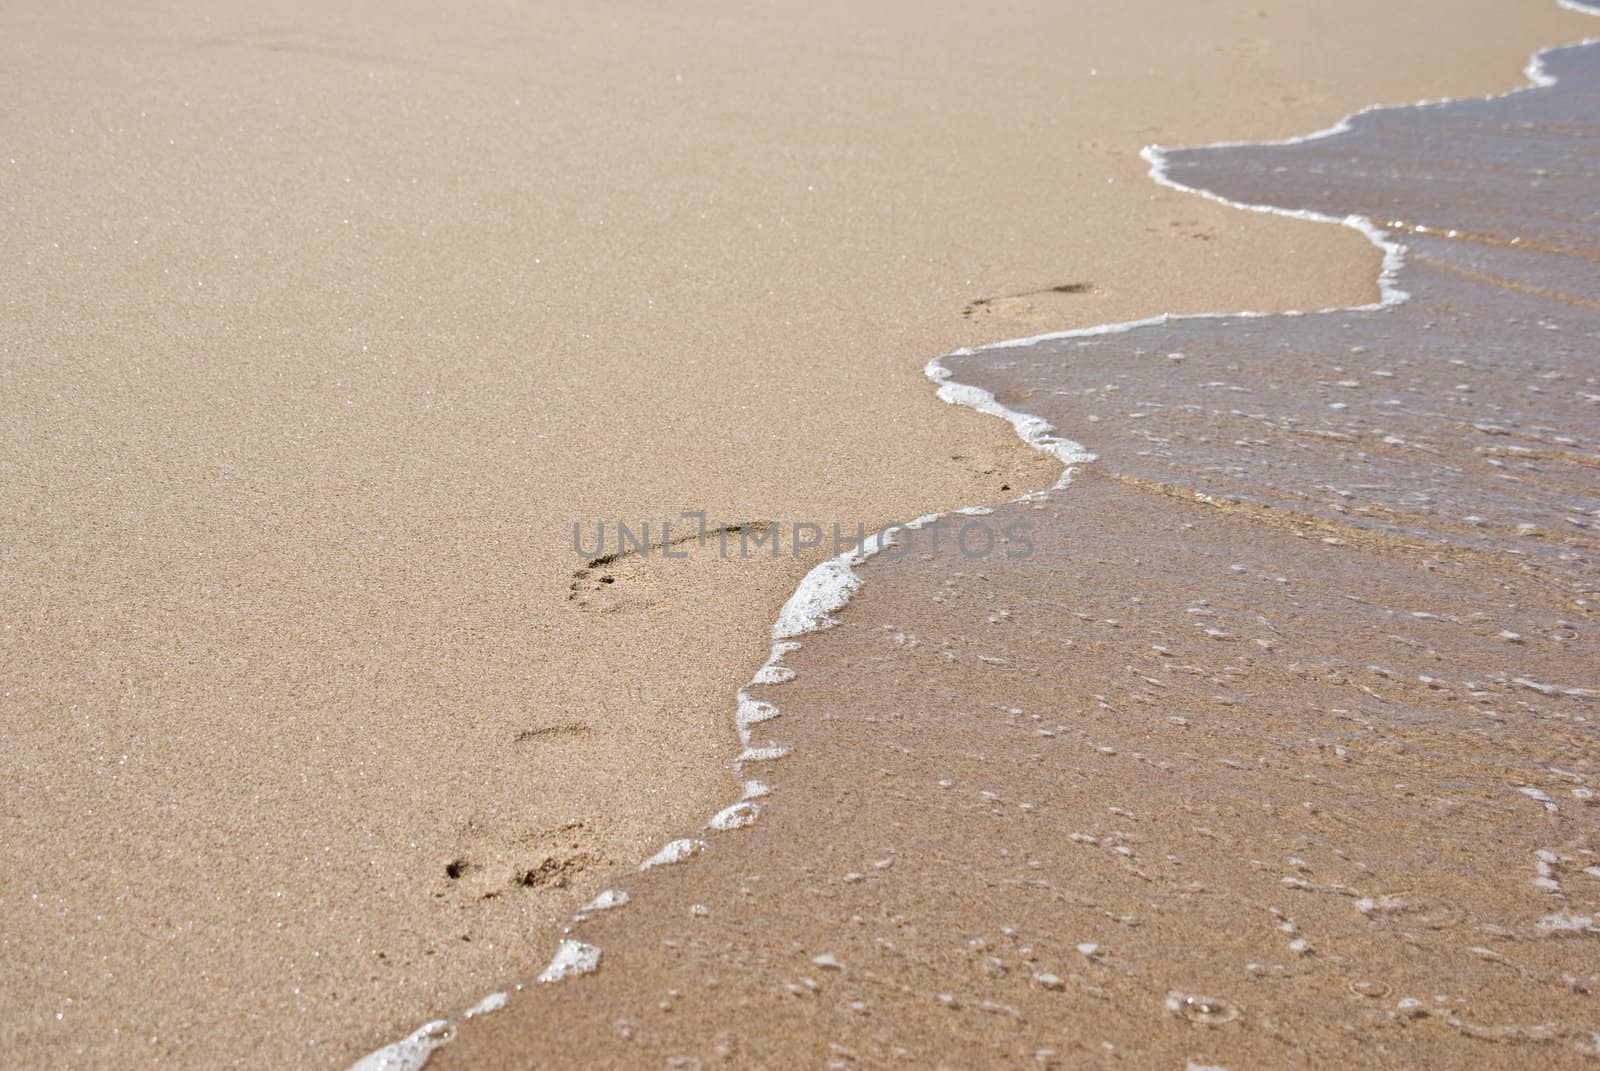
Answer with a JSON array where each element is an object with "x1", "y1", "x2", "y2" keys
[
  {"x1": 569, "y1": 522, "x2": 773, "y2": 614},
  {"x1": 1220, "y1": 37, "x2": 1272, "y2": 58},
  {"x1": 1167, "y1": 219, "x2": 1218, "y2": 241},
  {"x1": 963, "y1": 282, "x2": 1097, "y2": 324},
  {"x1": 949, "y1": 451, "x2": 1027, "y2": 494},
  {"x1": 513, "y1": 723, "x2": 590, "y2": 744},
  {"x1": 569, "y1": 552, "x2": 658, "y2": 614},
  {"x1": 441, "y1": 819, "x2": 605, "y2": 899}
]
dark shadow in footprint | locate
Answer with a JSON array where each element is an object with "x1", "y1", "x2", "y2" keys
[
  {"x1": 513, "y1": 723, "x2": 590, "y2": 744},
  {"x1": 964, "y1": 282, "x2": 1097, "y2": 321}
]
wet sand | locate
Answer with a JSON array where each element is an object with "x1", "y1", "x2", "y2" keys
[
  {"x1": 445, "y1": 472, "x2": 1600, "y2": 1069},
  {"x1": 435, "y1": 21, "x2": 1600, "y2": 1071},
  {"x1": 2, "y1": 0, "x2": 1596, "y2": 1066}
]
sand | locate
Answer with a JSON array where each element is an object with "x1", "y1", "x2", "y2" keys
[
  {"x1": 438, "y1": 24, "x2": 1600, "y2": 1068},
  {"x1": 0, "y1": 0, "x2": 1593, "y2": 1066}
]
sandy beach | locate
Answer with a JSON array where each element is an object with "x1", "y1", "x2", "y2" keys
[
  {"x1": 2, "y1": 0, "x2": 1595, "y2": 1066},
  {"x1": 439, "y1": 18, "x2": 1600, "y2": 1068}
]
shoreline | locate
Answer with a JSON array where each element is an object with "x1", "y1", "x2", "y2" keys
[
  {"x1": 380, "y1": 5, "x2": 1599, "y2": 1067},
  {"x1": 6, "y1": 4, "x2": 1593, "y2": 1062}
]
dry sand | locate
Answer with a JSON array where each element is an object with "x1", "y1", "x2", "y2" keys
[{"x1": 0, "y1": 0, "x2": 1593, "y2": 1066}]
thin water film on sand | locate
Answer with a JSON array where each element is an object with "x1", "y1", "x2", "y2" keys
[{"x1": 425, "y1": 33, "x2": 1600, "y2": 1071}]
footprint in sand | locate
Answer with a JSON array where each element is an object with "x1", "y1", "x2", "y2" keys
[
  {"x1": 949, "y1": 451, "x2": 1033, "y2": 494},
  {"x1": 441, "y1": 819, "x2": 605, "y2": 900},
  {"x1": 568, "y1": 522, "x2": 773, "y2": 614},
  {"x1": 1162, "y1": 218, "x2": 1219, "y2": 241},
  {"x1": 962, "y1": 282, "x2": 1098, "y2": 325},
  {"x1": 569, "y1": 550, "x2": 662, "y2": 614}
]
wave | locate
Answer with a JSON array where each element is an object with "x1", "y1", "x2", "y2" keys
[{"x1": 348, "y1": 3, "x2": 1600, "y2": 1066}]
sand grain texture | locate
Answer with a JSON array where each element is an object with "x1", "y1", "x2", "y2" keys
[
  {"x1": 1, "y1": 0, "x2": 1594, "y2": 1066},
  {"x1": 440, "y1": 19, "x2": 1600, "y2": 1071}
]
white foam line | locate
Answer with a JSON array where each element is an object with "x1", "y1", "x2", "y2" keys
[
  {"x1": 955, "y1": 21, "x2": 1600, "y2": 364},
  {"x1": 345, "y1": 8, "x2": 1598, "y2": 1068},
  {"x1": 346, "y1": 1020, "x2": 454, "y2": 1071},
  {"x1": 925, "y1": 361, "x2": 1097, "y2": 489},
  {"x1": 771, "y1": 528, "x2": 896, "y2": 639}
]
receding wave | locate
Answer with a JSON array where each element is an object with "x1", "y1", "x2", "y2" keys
[{"x1": 356, "y1": 8, "x2": 1600, "y2": 1069}]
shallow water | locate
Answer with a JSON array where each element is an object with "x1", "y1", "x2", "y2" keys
[
  {"x1": 426, "y1": 26, "x2": 1600, "y2": 1071},
  {"x1": 962, "y1": 38, "x2": 1600, "y2": 584}
]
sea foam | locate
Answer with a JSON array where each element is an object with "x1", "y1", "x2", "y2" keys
[{"x1": 342, "y1": 5, "x2": 1600, "y2": 1067}]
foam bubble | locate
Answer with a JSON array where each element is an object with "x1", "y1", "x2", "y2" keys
[
  {"x1": 1518, "y1": 786, "x2": 1558, "y2": 812},
  {"x1": 640, "y1": 838, "x2": 706, "y2": 870},
  {"x1": 538, "y1": 939, "x2": 602, "y2": 983},
  {"x1": 1536, "y1": 912, "x2": 1597, "y2": 935},
  {"x1": 750, "y1": 663, "x2": 796, "y2": 685},
  {"x1": 1166, "y1": 991, "x2": 1241, "y2": 1024},
  {"x1": 736, "y1": 694, "x2": 780, "y2": 731},
  {"x1": 773, "y1": 557, "x2": 866, "y2": 639},
  {"x1": 344, "y1": 1020, "x2": 454, "y2": 1071},
  {"x1": 462, "y1": 992, "x2": 507, "y2": 1019},
  {"x1": 707, "y1": 800, "x2": 761, "y2": 831},
  {"x1": 580, "y1": 889, "x2": 629, "y2": 913}
]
